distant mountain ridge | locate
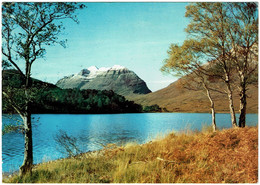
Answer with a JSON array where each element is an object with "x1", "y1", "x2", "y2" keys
[
  {"x1": 56, "y1": 65, "x2": 152, "y2": 96},
  {"x1": 130, "y1": 78, "x2": 258, "y2": 113},
  {"x1": 2, "y1": 70, "x2": 143, "y2": 114}
]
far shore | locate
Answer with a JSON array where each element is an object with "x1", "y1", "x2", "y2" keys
[{"x1": 2, "y1": 110, "x2": 259, "y2": 115}]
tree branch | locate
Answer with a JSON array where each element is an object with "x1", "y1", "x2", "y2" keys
[
  {"x1": 2, "y1": 91, "x2": 24, "y2": 118},
  {"x1": 2, "y1": 52, "x2": 25, "y2": 78}
]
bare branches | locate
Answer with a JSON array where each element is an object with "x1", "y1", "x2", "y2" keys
[
  {"x1": 2, "y1": 2, "x2": 86, "y2": 75},
  {"x1": 2, "y1": 52, "x2": 25, "y2": 77}
]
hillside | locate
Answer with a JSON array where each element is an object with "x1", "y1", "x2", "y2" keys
[
  {"x1": 129, "y1": 78, "x2": 258, "y2": 113},
  {"x1": 2, "y1": 70, "x2": 143, "y2": 114}
]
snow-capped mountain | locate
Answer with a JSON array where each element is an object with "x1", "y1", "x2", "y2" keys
[{"x1": 56, "y1": 65, "x2": 151, "y2": 96}]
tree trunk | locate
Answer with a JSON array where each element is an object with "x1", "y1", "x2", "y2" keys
[
  {"x1": 239, "y1": 77, "x2": 247, "y2": 127},
  {"x1": 19, "y1": 66, "x2": 33, "y2": 176},
  {"x1": 211, "y1": 106, "x2": 216, "y2": 132},
  {"x1": 209, "y1": 96, "x2": 216, "y2": 132},
  {"x1": 19, "y1": 90, "x2": 33, "y2": 176},
  {"x1": 225, "y1": 81, "x2": 237, "y2": 127},
  {"x1": 203, "y1": 82, "x2": 217, "y2": 132}
]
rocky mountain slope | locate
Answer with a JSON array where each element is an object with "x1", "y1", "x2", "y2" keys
[
  {"x1": 129, "y1": 78, "x2": 258, "y2": 113},
  {"x1": 56, "y1": 65, "x2": 151, "y2": 96}
]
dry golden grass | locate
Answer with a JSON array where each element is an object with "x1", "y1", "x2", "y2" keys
[{"x1": 4, "y1": 126, "x2": 258, "y2": 183}]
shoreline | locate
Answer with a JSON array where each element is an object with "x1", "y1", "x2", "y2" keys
[
  {"x1": 2, "y1": 147, "x2": 109, "y2": 180},
  {"x1": 3, "y1": 126, "x2": 258, "y2": 183},
  {"x1": 2, "y1": 111, "x2": 258, "y2": 115}
]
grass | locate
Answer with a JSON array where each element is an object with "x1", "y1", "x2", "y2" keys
[{"x1": 4, "y1": 126, "x2": 258, "y2": 183}]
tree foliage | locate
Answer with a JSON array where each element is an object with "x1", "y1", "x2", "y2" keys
[
  {"x1": 2, "y1": 2, "x2": 86, "y2": 74},
  {"x1": 161, "y1": 40, "x2": 218, "y2": 131},
  {"x1": 185, "y1": 2, "x2": 258, "y2": 127},
  {"x1": 162, "y1": 2, "x2": 258, "y2": 128},
  {"x1": 143, "y1": 104, "x2": 163, "y2": 113},
  {"x1": 2, "y1": 2, "x2": 86, "y2": 176}
]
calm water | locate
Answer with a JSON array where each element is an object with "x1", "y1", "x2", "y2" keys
[{"x1": 2, "y1": 113, "x2": 258, "y2": 172}]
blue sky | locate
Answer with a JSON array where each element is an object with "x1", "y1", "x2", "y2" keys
[{"x1": 32, "y1": 2, "x2": 189, "y2": 92}]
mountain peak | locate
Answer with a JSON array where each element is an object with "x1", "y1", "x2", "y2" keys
[
  {"x1": 86, "y1": 65, "x2": 126, "y2": 72},
  {"x1": 111, "y1": 65, "x2": 126, "y2": 70},
  {"x1": 87, "y1": 66, "x2": 99, "y2": 71},
  {"x1": 56, "y1": 65, "x2": 151, "y2": 96}
]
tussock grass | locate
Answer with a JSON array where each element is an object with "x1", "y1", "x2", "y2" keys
[{"x1": 4, "y1": 126, "x2": 258, "y2": 183}]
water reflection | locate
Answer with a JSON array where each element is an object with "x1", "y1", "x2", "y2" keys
[{"x1": 2, "y1": 113, "x2": 258, "y2": 172}]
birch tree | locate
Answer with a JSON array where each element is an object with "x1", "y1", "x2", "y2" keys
[
  {"x1": 185, "y1": 2, "x2": 258, "y2": 127},
  {"x1": 185, "y1": 2, "x2": 237, "y2": 127},
  {"x1": 2, "y1": 2, "x2": 86, "y2": 176},
  {"x1": 161, "y1": 40, "x2": 218, "y2": 132},
  {"x1": 226, "y1": 3, "x2": 258, "y2": 127}
]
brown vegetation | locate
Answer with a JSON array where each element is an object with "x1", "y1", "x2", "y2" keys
[
  {"x1": 128, "y1": 79, "x2": 258, "y2": 113},
  {"x1": 4, "y1": 126, "x2": 258, "y2": 183}
]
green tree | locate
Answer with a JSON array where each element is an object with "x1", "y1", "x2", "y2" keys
[{"x1": 2, "y1": 2, "x2": 86, "y2": 176}]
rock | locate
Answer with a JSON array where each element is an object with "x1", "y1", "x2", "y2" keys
[{"x1": 56, "y1": 65, "x2": 151, "y2": 96}]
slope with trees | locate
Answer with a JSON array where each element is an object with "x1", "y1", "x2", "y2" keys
[{"x1": 2, "y1": 69, "x2": 143, "y2": 114}]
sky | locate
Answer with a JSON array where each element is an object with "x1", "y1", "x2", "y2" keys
[{"x1": 31, "y1": 2, "x2": 190, "y2": 92}]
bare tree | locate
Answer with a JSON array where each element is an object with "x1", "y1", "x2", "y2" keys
[
  {"x1": 2, "y1": 2, "x2": 86, "y2": 176},
  {"x1": 54, "y1": 130, "x2": 82, "y2": 157}
]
